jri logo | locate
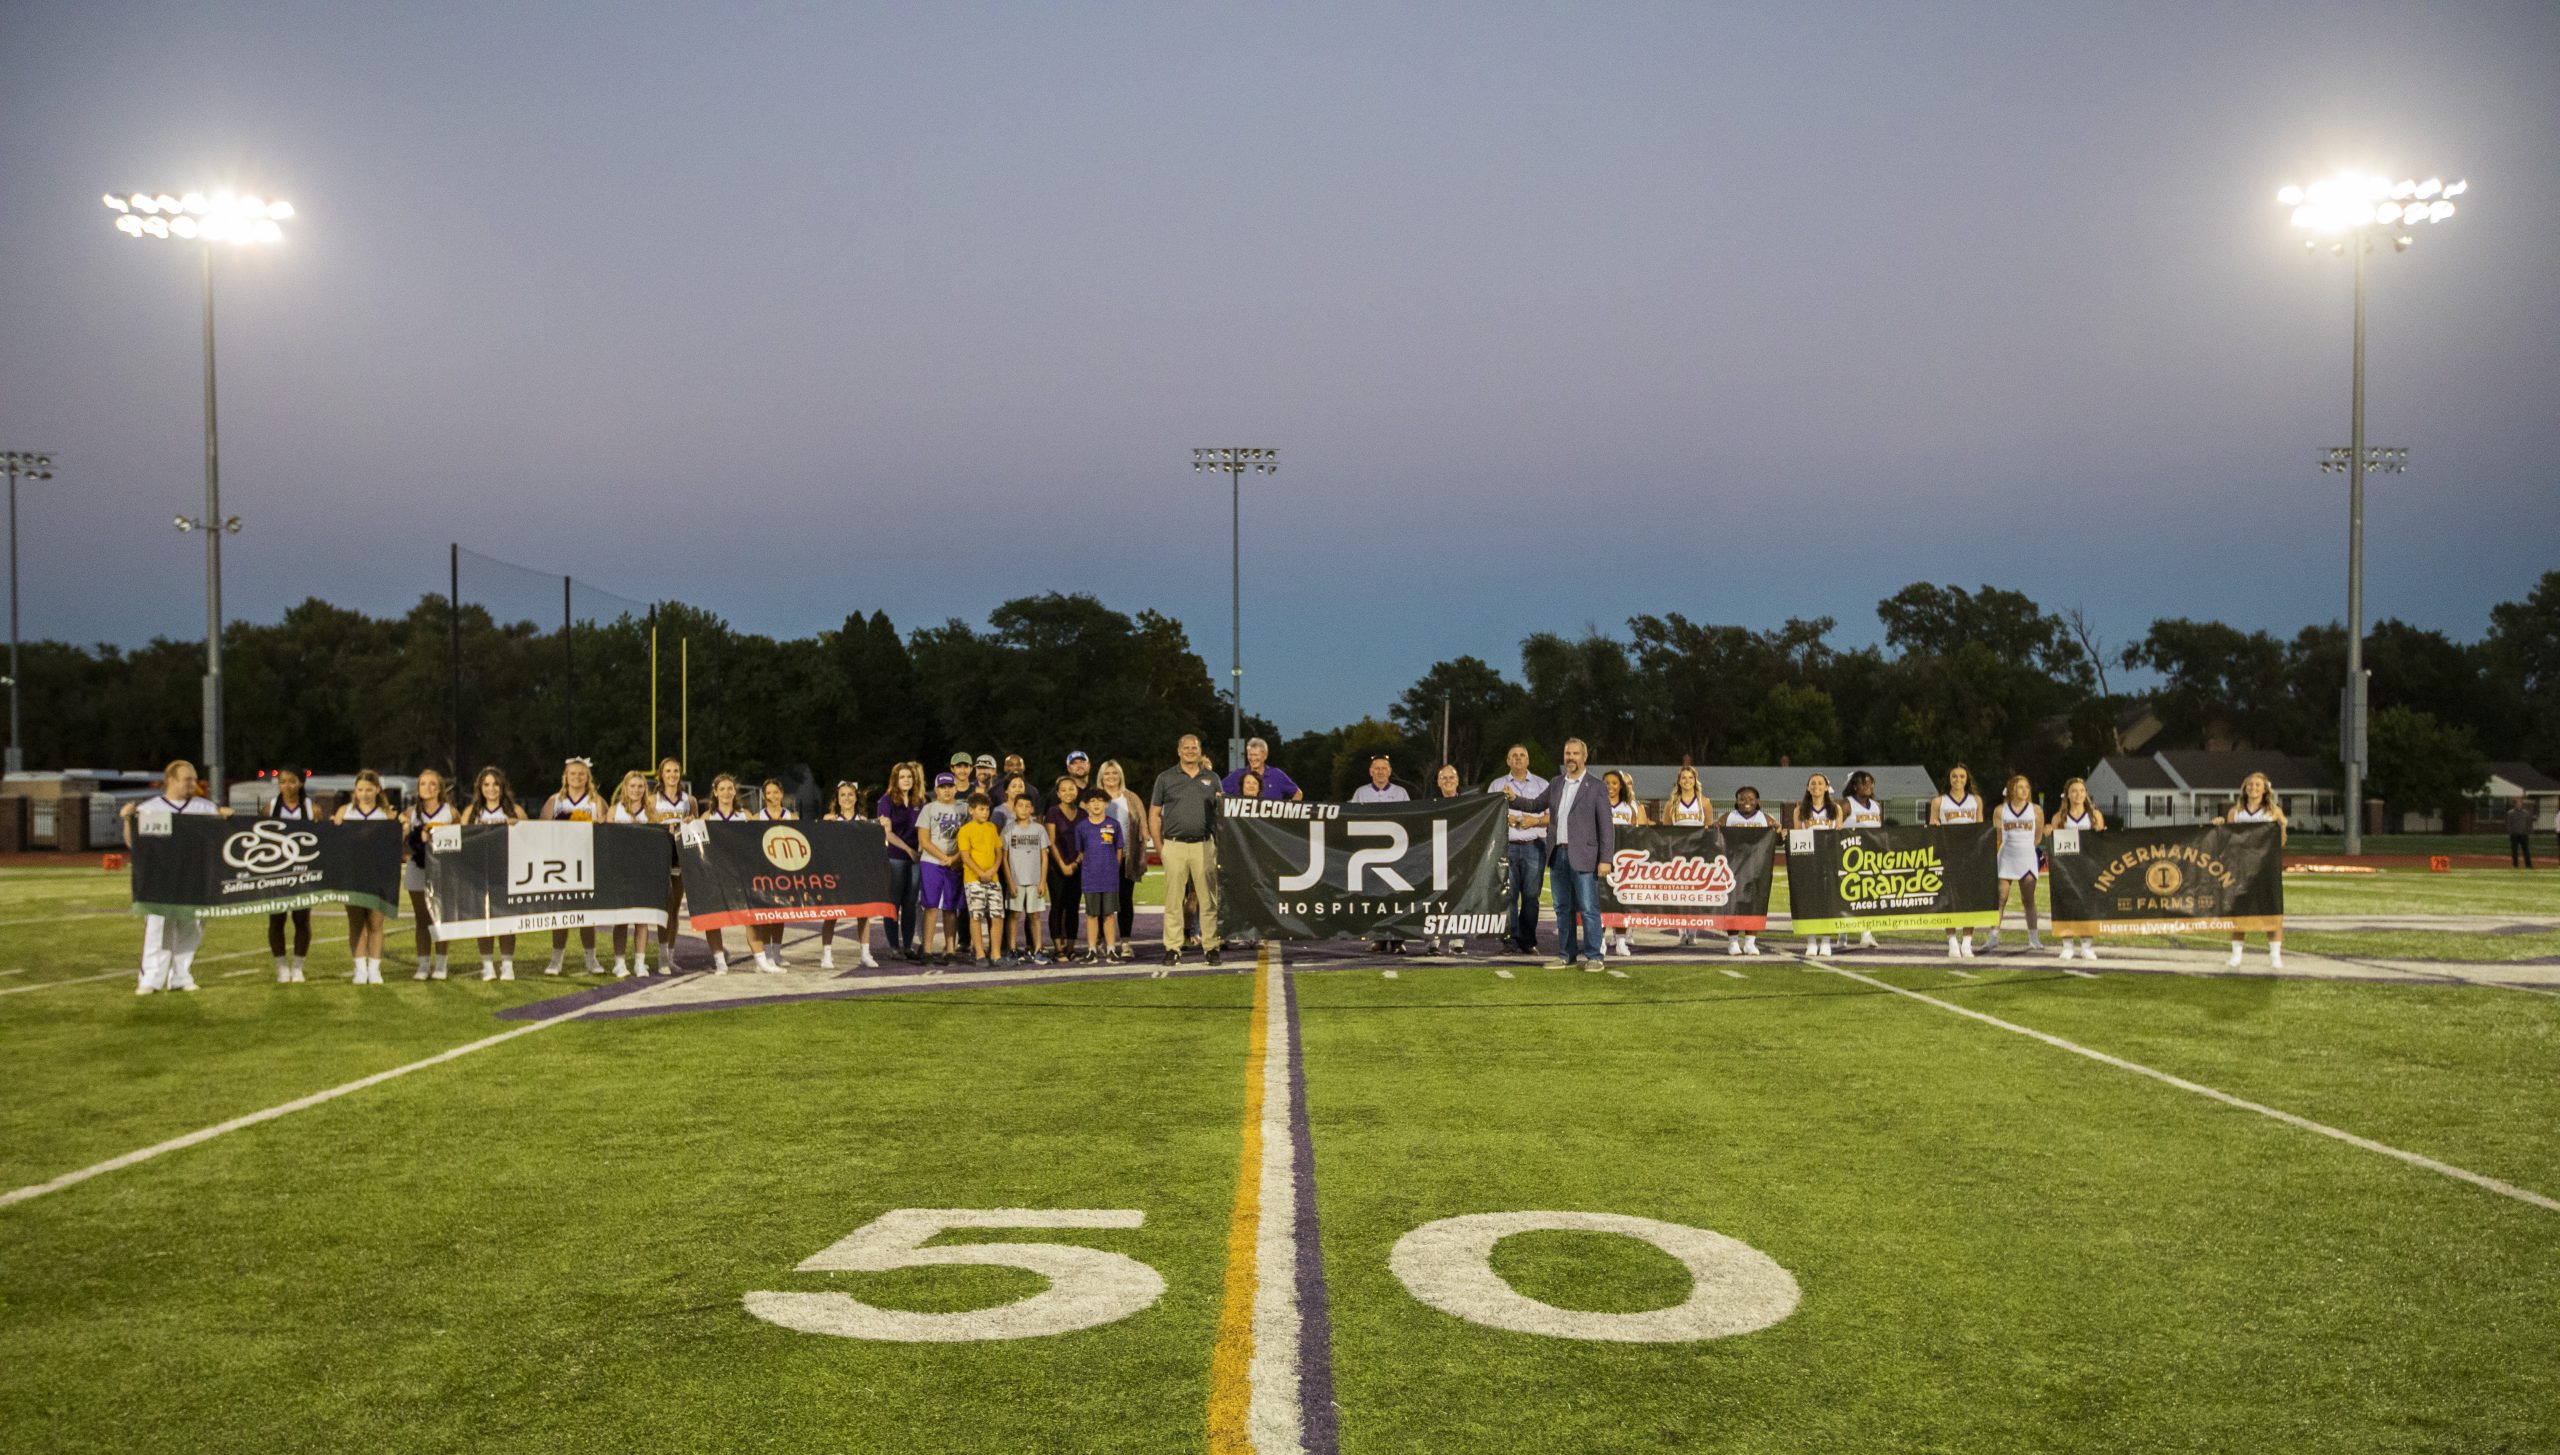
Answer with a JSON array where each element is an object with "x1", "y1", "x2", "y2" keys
[
  {"x1": 222, "y1": 820, "x2": 322, "y2": 874},
  {"x1": 1275, "y1": 816, "x2": 1456, "y2": 893},
  {"x1": 508, "y1": 822, "x2": 595, "y2": 899}
]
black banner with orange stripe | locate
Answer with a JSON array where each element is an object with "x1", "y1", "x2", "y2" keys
[
  {"x1": 2048, "y1": 823, "x2": 2284, "y2": 936},
  {"x1": 676, "y1": 819, "x2": 896, "y2": 930}
]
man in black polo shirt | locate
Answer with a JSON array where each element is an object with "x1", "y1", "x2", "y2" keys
[{"x1": 1149, "y1": 733, "x2": 1224, "y2": 967}]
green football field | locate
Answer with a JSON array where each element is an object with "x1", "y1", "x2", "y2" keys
[{"x1": 3, "y1": 866, "x2": 2557, "y2": 1453}]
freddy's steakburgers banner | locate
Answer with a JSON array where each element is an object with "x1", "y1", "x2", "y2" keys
[
  {"x1": 1786, "y1": 823, "x2": 1999, "y2": 934},
  {"x1": 423, "y1": 822, "x2": 673, "y2": 940},
  {"x1": 2048, "y1": 822, "x2": 2283, "y2": 937},
  {"x1": 1217, "y1": 794, "x2": 1507, "y2": 941},
  {"x1": 676, "y1": 818, "x2": 896, "y2": 930},
  {"x1": 1599, "y1": 825, "x2": 1776, "y2": 931},
  {"x1": 129, "y1": 815, "x2": 403, "y2": 919}
]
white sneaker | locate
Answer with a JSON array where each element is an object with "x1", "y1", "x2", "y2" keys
[
  {"x1": 136, "y1": 982, "x2": 159, "y2": 996},
  {"x1": 860, "y1": 946, "x2": 878, "y2": 968},
  {"x1": 612, "y1": 959, "x2": 630, "y2": 978},
  {"x1": 2227, "y1": 944, "x2": 2244, "y2": 967},
  {"x1": 174, "y1": 978, "x2": 199, "y2": 992},
  {"x1": 2079, "y1": 942, "x2": 2097, "y2": 961},
  {"x1": 544, "y1": 958, "x2": 564, "y2": 976},
  {"x1": 2268, "y1": 945, "x2": 2284, "y2": 968},
  {"x1": 1984, "y1": 930, "x2": 2002, "y2": 952},
  {"x1": 1743, "y1": 936, "x2": 1761, "y2": 956},
  {"x1": 499, "y1": 961, "x2": 515, "y2": 981},
  {"x1": 712, "y1": 953, "x2": 729, "y2": 975},
  {"x1": 414, "y1": 961, "x2": 431, "y2": 980},
  {"x1": 1727, "y1": 937, "x2": 1743, "y2": 957},
  {"x1": 481, "y1": 963, "x2": 495, "y2": 982},
  {"x1": 2058, "y1": 941, "x2": 2076, "y2": 960},
  {"x1": 1950, "y1": 941, "x2": 1965, "y2": 960},
  {"x1": 656, "y1": 953, "x2": 675, "y2": 975},
  {"x1": 820, "y1": 949, "x2": 836, "y2": 970},
  {"x1": 276, "y1": 958, "x2": 292, "y2": 983},
  {"x1": 433, "y1": 959, "x2": 449, "y2": 980},
  {"x1": 2026, "y1": 934, "x2": 2044, "y2": 951},
  {"x1": 1858, "y1": 930, "x2": 1878, "y2": 948},
  {"x1": 1962, "y1": 937, "x2": 1977, "y2": 958}
]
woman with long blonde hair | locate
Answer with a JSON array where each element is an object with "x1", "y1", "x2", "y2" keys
[
  {"x1": 651, "y1": 757, "x2": 694, "y2": 974},
  {"x1": 2214, "y1": 771, "x2": 2288, "y2": 967},
  {"x1": 404, "y1": 767, "x2": 457, "y2": 981},
  {"x1": 2044, "y1": 777, "x2": 2106, "y2": 961},
  {"x1": 1988, "y1": 773, "x2": 2045, "y2": 953},
  {"x1": 820, "y1": 780, "x2": 880, "y2": 971},
  {"x1": 538, "y1": 758, "x2": 604, "y2": 975},
  {"x1": 1098, "y1": 760, "x2": 1151, "y2": 952},
  {"x1": 334, "y1": 769, "x2": 397, "y2": 985},
  {"x1": 1930, "y1": 763, "x2": 1985, "y2": 959},
  {"x1": 1660, "y1": 765, "x2": 1714, "y2": 947},
  {"x1": 605, "y1": 770, "x2": 659, "y2": 978}
]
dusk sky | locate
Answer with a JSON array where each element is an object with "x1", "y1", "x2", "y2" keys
[{"x1": 3, "y1": 3, "x2": 2554, "y2": 734}]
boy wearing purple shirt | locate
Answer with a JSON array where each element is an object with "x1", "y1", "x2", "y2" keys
[{"x1": 1065, "y1": 790, "x2": 1129, "y2": 965}]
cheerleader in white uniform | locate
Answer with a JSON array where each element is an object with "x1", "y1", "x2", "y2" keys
[
  {"x1": 819, "y1": 780, "x2": 881, "y2": 971},
  {"x1": 538, "y1": 759, "x2": 605, "y2": 975},
  {"x1": 604, "y1": 771, "x2": 657, "y2": 978},
  {"x1": 2214, "y1": 771, "x2": 2288, "y2": 967},
  {"x1": 1989, "y1": 774, "x2": 2045, "y2": 953},
  {"x1": 334, "y1": 770, "x2": 398, "y2": 984},
  {"x1": 698, "y1": 774, "x2": 750, "y2": 973},
  {"x1": 468, "y1": 768, "x2": 525, "y2": 979},
  {"x1": 1660, "y1": 765, "x2": 1714, "y2": 947},
  {"x1": 652, "y1": 758, "x2": 694, "y2": 974},
  {"x1": 404, "y1": 768, "x2": 457, "y2": 980},
  {"x1": 122, "y1": 760, "x2": 223, "y2": 994},
  {"x1": 2043, "y1": 777, "x2": 2106, "y2": 961},
  {"x1": 263, "y1": 769, "x2": 317, "y2": 983},
  {"x1": 752, "y1": 779, "x2": 796, "y2": 971},
  {"x1": 1602, "y1": 771, "x2": 1645, "y2": 958},
  {"x1": 1793, "y1": 773, "x2": 1843, "y2": 957},
  {"x1": 1721, "y1": 786, "x2": 1774, "y2": 957},
  {"x1": 1840, "y1": 771, "x2": 1886, "y2": 949},
  {"x1": 1929, "y1": 764, "x2": 1985, "y2": 958}
]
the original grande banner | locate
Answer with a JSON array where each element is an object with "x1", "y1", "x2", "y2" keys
[
  {"x1": 1216, "y1": 794, "x2": 1508, "y2": 941},
  {"x1": 129, "y1": 816, "x2": 403, "y2": 919},
  {"x1": 1786, "y1": 823, "x2": 1999, "y2": 934},
  {"x1": 424, "y1": 822, "x2": 673, "y2": 940},
  {"x1": 1598, "y1": 825, "x2": 1776, "y2": 931},
  {"x1": 676, "y1": 819, "x2": 897, "y2": 930},
  {"x1": 2048, "y1": 823, "x2": 2284, "y2": 936}
]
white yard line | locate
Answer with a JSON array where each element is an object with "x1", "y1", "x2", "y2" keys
[
  {"x1": 1380, "y1": 969, "x2": 1398, "y2": 980},
  {"x1": 1720, "y1": 968, "x2": 1746, "y2": 979},
  {"x1": 1493, "y1": 969, "x2": 1515, "y2": 980},
  {"x1": 1824, "y1": 966, "x2": 2560, "y2": 1214},
  {"x1": 0, "y1": 946, "x2": 268, "y2": 995},
  {"x1": 1606, "y1": 969, "x2": 1630, "y2": 979},
  {"x1": 0, "y1": 980, "x2": 677, "y2": 1210}
]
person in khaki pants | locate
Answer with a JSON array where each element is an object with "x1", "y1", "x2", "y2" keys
[{"x1": 1149, "y1": 733, "x2": 1226, "y2": 968}]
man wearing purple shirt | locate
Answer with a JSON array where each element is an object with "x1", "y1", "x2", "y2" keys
[{"x1": 1220, "y1": 736, "x2": 1301, "y2": 801}]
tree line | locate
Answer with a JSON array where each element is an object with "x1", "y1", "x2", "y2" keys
[{"x1": 14, "y1": 572, "x2": 2555, "y2": 820}]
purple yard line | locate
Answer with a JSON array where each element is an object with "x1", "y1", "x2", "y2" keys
[{"x1": 1279, "y1": 951, "x2": 1342, "y2": 1455}]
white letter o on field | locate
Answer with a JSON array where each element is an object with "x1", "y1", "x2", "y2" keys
[{"x1": 1388, "y1": 1211, "x2": 1799, "y2": 1343}]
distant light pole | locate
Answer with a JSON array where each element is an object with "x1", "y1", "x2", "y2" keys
[
  {"x1": 1, "y1": 449, "x2": 55, "y2": 773},
  {"x1": 2278, "y1": 170, "x2": 2464, "y2": 854},
  {"x1": 1192, "y1": 447, "x2": 1278, "y2": 772},
  {"x1": 105, "y1": 188, "x2": 294, "y2": 800}
]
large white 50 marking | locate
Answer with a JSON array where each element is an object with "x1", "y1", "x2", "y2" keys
[
  {"x1": 746, "y1": 1207, "x2": 1793, "y2": 1345},
  {"x1": 743, "y1": 1209, "x2": 1165, "y2": 1342}
]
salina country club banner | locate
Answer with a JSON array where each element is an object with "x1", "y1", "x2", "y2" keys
[
  {"x1": 676, "y1": 819, "x2": 897, "y2": 930},
  {"x1": 1217, "y1": 794, "x2": 1508, "y2": 941},
  {"x1": 423, "y1": 822, "x2": 673, "y2": 939},
  {"x1": 129, "y1": 816, "x2": 403, "y2": 919},
  {"x1": 2048, "y1": 822, "x2": 2284, "y2": 937},
  {"x1": 1598, "y1": 825, "x2": 1776, "y2": 931},
  {"x1": 1786, "y1": 823, "x2": 1999, "y2": 934}
]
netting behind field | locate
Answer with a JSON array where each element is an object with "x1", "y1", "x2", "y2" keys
[{"x1": 448, "y1": 545, "x2": 690, "y2": 795}]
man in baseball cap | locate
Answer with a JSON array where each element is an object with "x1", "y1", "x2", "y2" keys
[{"x1": 1065, "y1": 750, "x2": 1093, "y2": 793}]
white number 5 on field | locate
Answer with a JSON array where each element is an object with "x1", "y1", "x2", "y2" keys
[{"x1": 743, "y1": 1209, "x2": 1165, "y2": 1342}]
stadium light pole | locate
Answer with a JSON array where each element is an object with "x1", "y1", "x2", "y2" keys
[
  {"x1": 105, "y1": 188, "x2": 293, "y2": 801},
  {"x1": 2277, "y1": 170, "x2": 2463, "y2": 855},
  {"x1": 1, "y1": 449, "x2": 56, "y2": 773},
  {"x1": 1192, "y1": 447, "x2": 1277, "y2": 772}
]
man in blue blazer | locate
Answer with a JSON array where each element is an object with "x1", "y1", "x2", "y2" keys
[{"x1": 1499, "y1": 737, "x2": 1615, "y2": 968}]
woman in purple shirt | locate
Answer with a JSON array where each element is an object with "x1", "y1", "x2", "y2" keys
[{"x1": 875, "y1": 761, "x2": 926, "y2": 961}]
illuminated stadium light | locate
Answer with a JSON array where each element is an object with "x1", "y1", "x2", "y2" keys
[
  {"x1": 2279, "y1": 171, "x2": 2466, "y2": 239},
  {"x1": 1192, "y1": 447, "x2": 1281, "y2": 772},
  {"x1": 104, "y1": 188, "x2": 293, "y2": 244}
]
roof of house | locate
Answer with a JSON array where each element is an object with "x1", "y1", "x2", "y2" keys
[
  {"x1": 1588, "y1": 764, "x2": 1941, "y2": 804},
  {"x1": 2093, "y1": 754, "x2": 2176, "y2": 791},
  {"x1": 2486, "y1": 761, "x2": 2560, "y2": 794},
  {"x1": 2154, "y1": 750, "x2": 2331, "y2": 791}
]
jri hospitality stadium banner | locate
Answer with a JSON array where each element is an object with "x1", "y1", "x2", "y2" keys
[
  {"x1": 1785, "y1": 823, "x2": 2000, "y2": 935},
  {"x1": 423, "y1": 822, "x2": 674, "y2": 939},
  {"x1": 1216, "y1": 794, "x2": 1508, "y2": 941},
  {"x1": 2048, "y1": 822, "x2": 2285, "y2": 937},
  {"x1": 129, "y1": 815, "x2": 403, "y2": 920},
  {"x1": 1597, "y1": 825, "x2": 1777, "y2": 931},
  {"x1": 676, "y1": 819, "x2": 898, "y2": 931}
]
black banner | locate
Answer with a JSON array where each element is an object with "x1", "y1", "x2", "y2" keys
[
  {"x1": 676, "y1": 819, "x2": 897, "y2": 930},
  {"x1": 1216, "y1": 795, "x2": 1508, "y2": 941},
  {"x1": 1785, "y1": 823, "x2": 1999, "y2": 934},
  {"x1": 423, "y1": 822, "x2": 673, "y2": 939},
  {"x1": 129, "y1": 816, "x2": 402, "y2": 919},
  {"x1": 2048, "y1": 823, "x2": 2284, "y2": 936},
  {"x1": 1598, "y1": 825, "x2": 1776, "y2": 930}
]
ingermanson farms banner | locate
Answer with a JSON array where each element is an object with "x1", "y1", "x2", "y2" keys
[
  {"x1": 129, "y1": 816, "x2": 403, "y2": 919},
  {"x1": 423, "y1": 822, "x2": 673, "y2": 939},
  {"x1": 1217, "y1": 795, "x2": 1508, "y2": 941},
  {"x1": 2048, "y1": 823, "x2": 2284, "y2": 937},
  {"x1": 1786, "y1": 823, "x2": 1999, "y2": 934},
  {"x1": 1598, "y1": 825, "x2": 1776, "y2": 931},
  {"x1": 676, "y1": 819, "x2": 897, "y2": 930}
]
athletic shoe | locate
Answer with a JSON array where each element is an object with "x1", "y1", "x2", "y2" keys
[
  {"x1": 136, "y1": 983, "x2": 158, "y2": 995},
  {"x1": 175, "y1": 979, "x2": 199, "y2": 992},
  {"x1": 1030, "y1": 952, "x2": 1053, "y2": 966},
  {"x1": 1549, "y1": 958, "x2": 1579, "y2": 970},
  {"x1": 2058, "y1": 942, "x2": 2076, "y2": 960},
  {"x1": 431, "y1": 962, "x2": 448, "y2": 981},
  {"x1": 481, "y1": 965, "x2": 495, "y2": 982},
  {"x1": 2026, "y1": 935, "x2": 2044, "y2": 951},
  {"x1": 1858, "y1": 931, "x2": 1878, "y2": 949},
  {"x1": 712, "y1": 954, "x2": 729, "y2": 975},
  {"x1": 819, "y1": 950, "x2": 836, "y2": 970},
  {"x1": 1727, "y1": 938, "x2": 1743, "y2": 957},
  {"x1": 859, "y1": 947, "x2": 877, "y2": 968},
  {"x1": 499, "y1": 962, "x2": 515, "y2": 981},
  {"x1": 2226, "y1": 944, "x2": 2243, "y2": 967},
  {"x1": 1984, "y1": 931, "x2": 2002, "y2": 952},
  {"x1": 1744, "y1": 937, "x2": 1762, "y2": 956},
  {"x1": 544, "y1": 962, "x2": 563, "y2": 976},
  {"x1": 1204, "y1": 948, "x2": 1223, "y2": 967},
  {"x1": 2080, "y1": 942, "x2": 2098, "y2": 961},
  {"x1": 2268, "y1": 945, "x2": 2284, "y2": 968},
  {"x1": 414, "y1": 962, "x2": 431, "y2": 981}
]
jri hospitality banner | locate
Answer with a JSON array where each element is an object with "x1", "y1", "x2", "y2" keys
[
  {"x1": 1598, "y1": 825, "x2": 1776, "y2": 931},
  {"x1": 2048, "y1": 823, "x2": 2284, "y2": 937},
  {"x1": 676, "y1": 819, "x2": 897, "y2": 931},
  {"x1": 424, "y1": 822, "x2": 674, "y2": 940},
  {"x1": 129, "y1": 815, "x2": 403, "y2": 919},
  {"x1": 1785, "y1": 823, "x2": 1999, "y2": 934},
  {"x1": 1216, "y1": 794, "x2": 1508, "y2": 941}
]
